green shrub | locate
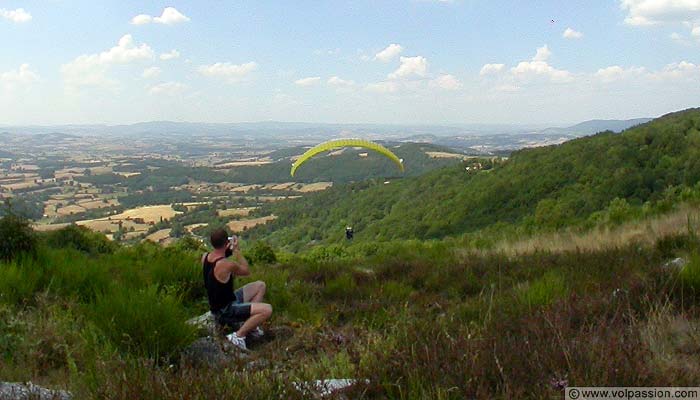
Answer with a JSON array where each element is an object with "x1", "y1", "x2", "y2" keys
[
  {"x1": 44, "y1": 225, "x2": 116, "y2": 255},
  {"x1": 322, "y1": 273, "x2": 357, "y2": 300},
  {"x1": 42, "y1": 249, "x2": 112, "y2": 301},
  {"x1": 0, "y1": 212, "x2": 37, "y2": 262},
  {"x1": 171, "y1": 235, "x2": 207, "y2": 253},
  {"x1": 90, "y1": 285, "x2": 196, "y2": 358},
  {"x1": 679, "y1": 253, "x2": 700, "y2": 293},
  {"x1": 0, "y1": 261, "x2": 41, "y2": 304},
  {"x1": 656, "y1": 233, "x2": 697, "y2": 258},
  {"x1": 245, "y1": 241, "x2": 277, "y2": 265},
  {"x1": 517, "y1": 270, "x2": 568, "y2": 308}
]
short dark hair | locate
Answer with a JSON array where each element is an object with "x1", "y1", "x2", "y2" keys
[{"x1": 210, "y1": 228, "x2": 229, "y2": 249}]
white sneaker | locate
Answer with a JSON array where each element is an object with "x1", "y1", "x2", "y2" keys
[
  {"x1": 249, "y1": 326, "x2": 264, "y2": 339},
  {"x1": 226, "y1": 332, "x2": 247, "y2": 351}
]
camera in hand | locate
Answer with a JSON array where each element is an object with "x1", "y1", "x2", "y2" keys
[{"x1": 225, "y1": 235, "x2": 237, "y2": 258}]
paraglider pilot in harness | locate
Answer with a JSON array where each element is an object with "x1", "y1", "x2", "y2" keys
[{"x1": 201, "y1": 228, "x2": 272, "y2": 351}]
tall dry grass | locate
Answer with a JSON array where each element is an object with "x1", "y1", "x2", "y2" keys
[{"x1": 486, "y1": 205, "x2": 700, "y2": 256}]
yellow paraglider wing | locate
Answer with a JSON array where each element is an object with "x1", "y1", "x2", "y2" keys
[{"x1": 290, "y1": 138, "x2": 405, "y2": 177}]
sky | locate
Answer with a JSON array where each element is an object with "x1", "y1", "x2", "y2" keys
[{"x1": 1, "y1": 0, "x2": 700, "y2": 126}]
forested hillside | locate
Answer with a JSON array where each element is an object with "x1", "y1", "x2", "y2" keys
[
  {"x1": 74, "y1": 142, "x2": 459, "y2": 191},
  {"x1": 251, "y1": 108, "x2": 700, "y2": 249}
]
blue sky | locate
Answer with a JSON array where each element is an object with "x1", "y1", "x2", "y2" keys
[{"x1": 1, "y1": 0, "x2": 699, "y2": 125}]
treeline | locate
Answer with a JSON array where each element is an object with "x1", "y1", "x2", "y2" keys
[{"x1": 249, "y1": 108, "x2": 700, "y2": 249}]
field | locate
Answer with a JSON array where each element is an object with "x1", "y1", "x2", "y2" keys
[
  {"x1": 109, "y1": 205, "x2": 181, "y2": 224},
  {"x1": 296, "y1": 182, "x2": 333, "y2": 193},
  {"x1": 144, "y1": 228, "x2": 172, "y2": 244},
  {"x1": 227, "y1": 215, "x2": 277, "y2": 232},
  {"x1": 217, "y1": 207, "x2": 257, "y2": 217},
  {"x1": 425, "y1": 151, "x2": 468, "y2": 159}
]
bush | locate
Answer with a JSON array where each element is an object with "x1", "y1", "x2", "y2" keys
[
  {"x1": 0, "y1": 204, "x2": 37, "y2": 262},
  {"x1": 171, "y1": 235, "x2": 207, "y2": 253},
  {"x1": 517, "y1": 270, "x2": 568, "y2": 308},
  {"x1": 44, "y1": 225, "x2": 116, "y2": 255},
  {"x1": 679, "y1": 253, "x2": 700, "y2": 293},
  {"x1": 90, "y1": 285, "x2": 196, "y2": 358},
  {"x1": 245, "y1": 241, "x2": 277, "y2": 265}
]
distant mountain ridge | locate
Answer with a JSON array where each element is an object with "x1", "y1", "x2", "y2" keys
[
  {"x1": 0, "y1": 118, "x2": 653, "y2": 139},
  {"x1": 540, "y1": 118, "x2": 653, "y2": 136}
]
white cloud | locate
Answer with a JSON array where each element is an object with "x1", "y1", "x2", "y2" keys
[
  {"x1": 365, "y1": 81, "x2": 400, "y2": 93},
  {"x1": 149, "y1": 81, "x2": 187, "y2": 95},
  {"x1": 61, "y1": 34, "x2": 154, "y2": 87},
  {"x1": 375, "y1": 44, "x2": 403, "y2": 62},
  {"x1": 160, "y1": 50, "x2": 180, "y2": 60},
  {"x1": 327, "y1": 76, "x2": 355, "y2": 86},
  {"x1": 198, "y1": 62, "x2": 258, "y2": 83},
  {"x1": 480, "y1": 63, "x2": 505, "y2": 76},
  {"x1": 595, "y1": 65, "x2": 645, "y2": 82},
  {"x1": 131, "y1": 14, "x2": 152, "y2": 25},
  {"x1": 595, "y1": 61, "x2": 700, "y2": 83},
  {"x1": 388, "y1": 56, "x2": 428, "y2": 79},
  {"x1": 295, "y1": 77, "x2": 321, "y2": 86},
  {"x1": 0, "y1": 8, "x2": 31, "y2": 23},
  {"x1": 693, "y1": 25, "x2": 700, "y2": 36},
  {"x1": 654, "y1": 60, "x2": 700, "y2": 79},
  {"x1": 620, "y1": 0, "x2": 700, "y2": 26},
  {"x1": 142, "y1": 67, "x2": 161, "y2": 79},
  {"x1": 509, "y1": 45, "x2": 572, "y2": 83},
  {"x1": 533, "y1": 45, "x2": 551, "y2": 62},
  {"x1": 131, "y1": 7, "x2": 190, "y2": 25},
  {"x1": 511, "y1": 61, "x2": 572, "y2": 82},
  {"x1": 1, "y1": 64, "x2": 39, "y2": 85},
  {"x1": 563, "y1": 27, "x2": 583, "y2": 39},
  {"x1": 430, "y1": 74, "x2": 461, "y2": 90}
]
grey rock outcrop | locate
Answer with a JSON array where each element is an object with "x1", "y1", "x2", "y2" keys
[
  {"x1": 663, "y1": 257, "x2": 688, "y2": 270},
  {"x1": 0, "y1": 382, "x2": 72, "y2": 400},
  {"x1": 180, "y1": 336, "x2": 248, "y2": 368},
  {"x1": 292, "y1": 379, "x2": 368, "y2": 398}
]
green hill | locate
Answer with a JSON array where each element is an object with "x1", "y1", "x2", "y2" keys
[
  {"x1": 225, "y1": 142, "x2": 461, "y2": 183},
  {"x1": 76, "y1": 143, "x2": 462, "y2": 194},
  {"x1": 251, "y1": 108, "x2": 700, "y2": 249}
]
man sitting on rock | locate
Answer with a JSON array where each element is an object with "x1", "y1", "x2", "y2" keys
[{"x1": 201, "y1": 228, "x2": 272, "y2": 351}]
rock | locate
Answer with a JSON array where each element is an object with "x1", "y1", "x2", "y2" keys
[
  {"x1": 0, "y1": 382, "x2": 72, "y2": 400},
  {"x1": 663, "y1": 257, "x2": 688, "y2": 270},
  {"x1": 186, "y1": 311, "x2": 241, "y2": 336},
  {"x1": 292, "y1": 379, "x2": 368, "y2": 398},
  {"x1": 180, "y1": 336, "x2": 247, "y2": 368},
  {"x1": 186, "y1": 311, "x2": 219, "y2": 335}
]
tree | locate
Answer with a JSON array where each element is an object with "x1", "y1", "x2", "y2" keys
[{"x1": 0, "y1": 200, "x2": 37, "y2": 262}]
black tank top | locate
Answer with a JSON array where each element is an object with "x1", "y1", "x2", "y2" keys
[{"x1": 202, "y1": 253, "x2": 234, "y2": 312}]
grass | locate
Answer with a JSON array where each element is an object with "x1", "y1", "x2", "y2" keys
[{"x1": 1, "y1": 223, "x2": 700, "y2": 398}]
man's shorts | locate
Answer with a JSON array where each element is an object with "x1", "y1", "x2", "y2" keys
[{"x1": 213, "y1": 288, "x2": 252, "y2": 328}]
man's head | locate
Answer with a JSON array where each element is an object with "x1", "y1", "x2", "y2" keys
[{"x1": 210, "y1": 228, "x2": 229, "y2": 250}]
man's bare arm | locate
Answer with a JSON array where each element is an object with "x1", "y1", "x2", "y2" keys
[{"x1": 230, "y1": 250, "x2": 250, "y2": 276}]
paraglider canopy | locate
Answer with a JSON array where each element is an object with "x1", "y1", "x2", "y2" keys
[{"x1": 290, "y1": 138, "x2": 405, "y2": 177}]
